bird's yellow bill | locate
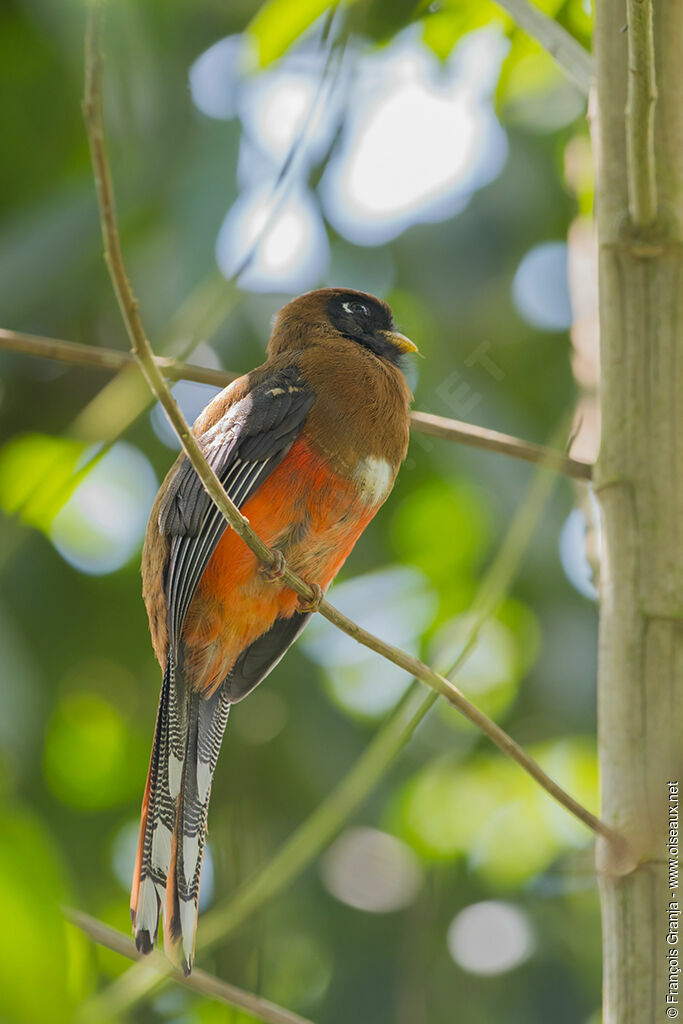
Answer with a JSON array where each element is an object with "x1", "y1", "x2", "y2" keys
[{"x1": 382, "y1": 330, "x2": 419, "y2": 354}]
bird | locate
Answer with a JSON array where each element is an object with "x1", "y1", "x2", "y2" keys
[{"x1": 130, "y1": 287, "x2": 417, "y2": 973}]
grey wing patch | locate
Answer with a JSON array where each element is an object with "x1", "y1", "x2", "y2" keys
[
  {"x1": 158, "y1": 368, "x2": 315, "y2": 658},
  {"x1": 225, "y1": 610, "x2": 312, "y2": 703},
  {"x1": 158, "y1": 443, "x2": 234, "y2": 537}
]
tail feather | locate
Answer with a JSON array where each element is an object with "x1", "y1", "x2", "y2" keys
[
  {"x1": 130, "y1": 667, "x2": 169, "y2": 952},
  {"x1": 168, "y1": 655, "x2": 188, "y2": 799},
  {"x1": 165, "y1": 697, "x2": 201, "y2": 969},
  {"x1": 164, "y1": 688, "x2": 230, "y2": 972},
  {"x1": 150, "y1": 665, "x2": 177, "y2": 904},
  {"x1": 132, "y1": 654, "x2": 230, "y2": 973},
  {"x1": 197, "y1": 685, "x2": 231, "y2": 801}
]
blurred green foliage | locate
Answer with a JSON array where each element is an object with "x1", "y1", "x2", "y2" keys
[
  {"x1": 0, "y1": 0, "x2": 599, "y2": 1022},
  {"x1": 0, "y1": 433, "x2": 90, "y2": 530}
]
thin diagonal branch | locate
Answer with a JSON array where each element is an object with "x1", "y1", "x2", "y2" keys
[
  {"x1": 65, "y1": 908, "x2": 316, "y2": 1024},
  {"x1": 625, "y1": 0, "x2": 658, "y2": 227},
  {"x1": 78, "y1": 427, "x2": 570, "y2": 1016},
  {"x1": 0, "y1": 328, "x2": 593, "y2": 480},
  {"x1": 84, "y1": 1, "x2": 617, "y2": 847},
  {"x1": 493, "y1": 0, "x2": 593, "y2": 95}
]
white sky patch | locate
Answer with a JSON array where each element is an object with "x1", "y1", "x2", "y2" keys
[
  {"x1": 319, "y1": 29, "x2": 508, "y2": 245},
  {"x1": 215, "y1": 183, "x2": 329, "y2": 293},
  {"x1": 237, "y1": 57, "x2": 341, "y2": 167},
  {"x1": 189, "y1": 26, "x2": 508, "y2": 288},
  {"x1": 447, "y1": 900, "x2": 535, "y2": 975}
]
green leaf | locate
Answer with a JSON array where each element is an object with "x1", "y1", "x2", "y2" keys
[
  {"x1": 392, "y1": 737, "x2": 598, "y2": 884},
  {"x1": 422, "y1": 1, "x2": 503, "y2": 61},
  {"x1": 497, "y1": 32, "x2": 560, "y2": 107},
  {"x1": 390, "y1": 479, "x2": 494, "y2": 582},
  {"x1": 0, "y1": 433, "x2": 92, "y2": 531},
  {"x1": 432, "y1": 614, "x2": 521, "y2": 726},
  {"x1": 43, "y1": 693, "x2": 145, "y2": 810},
  {"x1": 248, "y1": 0, "x2": 337, "y2": 67},
  {"x1": 0, "y1": 806, "x2": 88, "y2": 1022},
  {"x1": 563, "y1": 0, "x2": 593, "y2": 45}
]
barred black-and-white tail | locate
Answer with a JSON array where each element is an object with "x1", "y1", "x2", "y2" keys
[{"x1": 130, "y1": 655, "x2": 230, "y2": 973}]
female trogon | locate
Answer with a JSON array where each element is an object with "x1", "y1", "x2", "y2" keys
[{"x1": 131, "y1": 288, "x2": 417, "y2": 972}]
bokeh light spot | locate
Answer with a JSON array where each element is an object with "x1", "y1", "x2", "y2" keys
[
  {"x1": 431, "y1": 615, "x2": 519, "y2": 725},
  {"x1": 216, "y1": 184, "x2": 329, "y2": 293},
  {"x1": 150, "y1": 344, "x2": 223, "y2": 450},
  {"x1": 50, "y1": 442, "x2": 158, "y2": 576},
  {"x1": 302, "y1": 567, "x2": 436, "y2": 719},
  {"x1": 447, "y1": 900, "x2": 534, "y2": 974},
  {"x1": 237, "y1": 61, "x2": 338, "y2": 165},
  {"x1": 322, "y1": 827, "x2": 422, "y2": 913},
  {"x1": 513, "y1": 241, "x2": 572, "y2": 331},
  {"x1": 391, "y1": 478, "x2": 493, "y2": 581},
  {"x1": 0, "y1": 808, "x2": 80, "y2": 1022},
  {"x1": 189, "y1": 35, "x2": 245, "y2": 120},
  {"x1": 396, "y1": 737, "x2": 597, "y2": 882},
  {"x1": 320, "y1": 29, "x2": 508, "y2": 245},
  {"x1": 560, "y1": 506, "x2": 598, "y2": 600}
]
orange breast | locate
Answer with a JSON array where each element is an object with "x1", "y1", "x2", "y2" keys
[{"x1": 181, "y1": 436, "x2": 378, "y2": 693}]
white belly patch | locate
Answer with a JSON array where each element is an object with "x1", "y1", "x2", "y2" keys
[{"x1": 352, "y1": 456, "x2": 394, "y2": 506}]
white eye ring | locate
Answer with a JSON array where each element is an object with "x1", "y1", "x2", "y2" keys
[{"x1": 342, "y1": 301, "x2": 368, "y2": 316}]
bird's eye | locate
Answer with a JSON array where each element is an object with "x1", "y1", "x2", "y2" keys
[{"x1": 342, "y1": 300, "x2": 369, "y2": 318}]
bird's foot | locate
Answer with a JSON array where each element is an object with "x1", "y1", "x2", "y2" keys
[
  {"x1": 260, "y1": 549, "x2": 286, "y2": 583},
  {"x1": 298, "y1": 583, "x2": 324, "y2": 613}
]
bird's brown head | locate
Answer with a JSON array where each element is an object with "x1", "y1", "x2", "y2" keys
[{"x1": 268, "y1": 288, "x2": 418, "y2": 368}]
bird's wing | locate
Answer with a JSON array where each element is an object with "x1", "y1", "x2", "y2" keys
[
  {"x1": 225, "y1": 607, "x2": 312, "y2": 702},
  {"x1": 158, "y1": 365, "x2": 315, "y2": 656}
]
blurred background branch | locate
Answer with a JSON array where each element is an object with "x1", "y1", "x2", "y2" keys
[
  {"x1": 66, "y1": 907, "x2": 317, "y2": 1024},
  {"x1": 493, "y1": 0, "x2": 593, "y2": 93}
]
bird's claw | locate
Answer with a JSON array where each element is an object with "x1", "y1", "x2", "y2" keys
[
  {"x1": 261, "y1": 553, "x2": 323, "y2": 612},
  {"x1": 260, "y1": 549, "x2": 286, "y2": 582},
  {"x1": 298, "y1": 583, "x2": 324, "y2": 613}
]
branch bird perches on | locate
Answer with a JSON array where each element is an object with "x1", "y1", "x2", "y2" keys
[{"x1": 0, "y1": 327, "x2": 592, "y2": 481}]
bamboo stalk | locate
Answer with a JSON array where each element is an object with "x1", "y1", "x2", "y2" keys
[{"x1": 593, "y1": 1, "x2": 683, "y2": 1020}]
